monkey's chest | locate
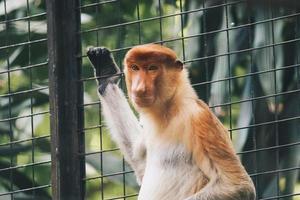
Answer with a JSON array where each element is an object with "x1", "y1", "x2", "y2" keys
[
  {"x1": 138, "y1": 143, "x2": 204, "y2": 200},
  {"x1": 151, "y1": 143, "x2": 193, "y2": 167}
]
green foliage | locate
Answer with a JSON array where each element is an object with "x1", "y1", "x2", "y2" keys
[{"x1": 0, "y1": 0, "x2": 299, "y2": 199}]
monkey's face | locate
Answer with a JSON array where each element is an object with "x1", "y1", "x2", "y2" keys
[
  {"x1": 124, "y1": 61, "x2": 183, "y2": 109},
  {"x1": 124, "y1": 44, "x2": 183, "y2": 109},
  {"x1": 125, "y1": 61, "x2": 163, "y2": 108}
]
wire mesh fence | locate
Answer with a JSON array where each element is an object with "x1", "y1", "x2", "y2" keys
[
  {"x1": 0, "y1": 0, "x2": 51, "y2": 199},
  {"x1": 0, "y1": 0, "x2": 300, "y2": 199},
  {"x1": 80, "y1": 0, "x2": 300, "y2": 200}
]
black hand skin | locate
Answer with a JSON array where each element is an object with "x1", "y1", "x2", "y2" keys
[{"x1": 87, "y1": 47, "x2": 121, "y2": 94}]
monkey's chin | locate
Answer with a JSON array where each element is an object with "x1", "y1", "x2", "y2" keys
[{"x1": 132, "y1": 96, "x2": 155, "y2": 108}]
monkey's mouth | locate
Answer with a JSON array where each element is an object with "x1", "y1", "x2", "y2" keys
[{"x1": 132, "y1": 95, "x2": 155, "y2": 107}]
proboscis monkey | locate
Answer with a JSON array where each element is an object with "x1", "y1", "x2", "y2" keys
[{"x1": 87, "y1": 44, "x2": 256, "y2": 200}]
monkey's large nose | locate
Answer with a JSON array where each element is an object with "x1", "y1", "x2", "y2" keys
[
  {"x1": 132, "y1": 84, "x2": 155, "y2": 107},
  {"x1": 133, "y1": 81, "x2": 148, "y2": 97}
]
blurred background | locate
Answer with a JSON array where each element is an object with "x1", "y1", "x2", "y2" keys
[{"x1": 0, "y1": 0, "x2": 299, "y2": 199}]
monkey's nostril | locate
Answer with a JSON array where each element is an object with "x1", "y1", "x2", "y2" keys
[{"x1": 134, "y1": 88, "x2": 148, "y2": 97}]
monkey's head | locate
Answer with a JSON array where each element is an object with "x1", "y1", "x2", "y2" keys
[{"x1": 124, "y1": 44, "x2": 184, "y2": 109}]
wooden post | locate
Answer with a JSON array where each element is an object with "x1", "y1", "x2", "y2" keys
[{"x1": 46, "y1": 0, "x2": 85, "y2": 199}]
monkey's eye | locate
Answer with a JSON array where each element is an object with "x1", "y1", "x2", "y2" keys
[
  {"x1": 131, "y1": 65, "x2": 139, "y2": 71},
  {"x1": 148, "y1": 65, "x2": 158, "y2": 71}
]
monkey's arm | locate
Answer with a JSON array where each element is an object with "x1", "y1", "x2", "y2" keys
[
  {"x1": 186, "y1": 100, "x2": 256, "y2": 200},
  {"x1": 87, "y1": 47, "x2": 146, "y2": 184}
]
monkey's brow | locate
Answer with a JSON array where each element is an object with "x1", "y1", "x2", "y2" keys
[
  {"x1": 126, "y1": 52, "x2": 172, "y2": 60},
  {"x1": 129, "y1": 62, "x2": 161, "y2": 68}
]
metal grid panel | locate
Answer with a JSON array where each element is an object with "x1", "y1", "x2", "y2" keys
[
  {"x1": 79, "y1": 0, "x2": 300, "y2": 200},
  {"x1": 0, "y1": 0, "x2": 299, "y2": 200},
  {"x1": 0, "y1": 0, "x2": 51, "y2": 199},
  {"x1": 79, "y1": 1, "x2": 139, "y2": 198}
]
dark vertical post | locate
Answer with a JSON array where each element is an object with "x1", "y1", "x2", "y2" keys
[{"x1": 46, "y1": 0, "x2": 85, "y2": 199}]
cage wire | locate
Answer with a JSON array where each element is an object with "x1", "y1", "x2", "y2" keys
[
  {"x1": 0, "y1": 0, "x2": 50, "y2": 199},
  {"x1": 0, "y1": 0, "x2": 300, "y2": 200},
  {"x1": 79, "y1": 0, "x2": 300, "y2": 200}
]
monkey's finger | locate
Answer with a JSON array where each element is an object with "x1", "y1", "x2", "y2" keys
[{"x1": 87, "y1": 47, "x2": 120, "y2": 79}]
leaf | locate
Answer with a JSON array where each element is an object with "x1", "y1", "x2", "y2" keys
[
  {"x1": 277, "y1": 91, "x2": 300, "y2": 196},
  {"x1": 0, "y1": 143, "x2": 31, "y2": 156},
  {"x1": 81, "y1": 13, "x2": 93, "y2": 24},
  {"x1": 0, "y1": 47, "x2": 24, "y2": 69},
  {"x1": 12, "y1": 21, "x2": 47, "y2": 34},
  {"x1": 0, "y1": 0, "x2": 34, "y2": 16},
  {"x1": 0, "y1": 160, "x2": 51, "y2": 199},
  {"x1": 234, "y1": 76, "x2": 252, "y2": 152},
  {"x1": 209, "y1": 4, "x2": 250, "y2": 114},
  {"x1": 86, "y1": 153, "x2": 139, "y2": 189},
  {"x1": 252, "y1": 5, "x2": 285, "y2": 106},
  {"x1": 185, "y1": 0, "x2": 224, "y2": 101}
]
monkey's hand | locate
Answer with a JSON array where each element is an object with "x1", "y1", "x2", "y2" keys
[{"x1": 87, "y1": 47, "x2": 121, "y2": 95}]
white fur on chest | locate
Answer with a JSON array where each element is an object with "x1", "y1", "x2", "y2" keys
[{"x1": 138, "y1": 133, "x2": 203, "y2": 200}]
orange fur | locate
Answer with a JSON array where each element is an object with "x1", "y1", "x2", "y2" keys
[
  {"x1": 189, "y1": 100, "x2": 251, "y2": 185},
  {"x1": 124, "y1": 44, "x2": 184, "y2": 120},
  {"x1": 121, "y1": 43, "x2": 255, "y2": 199},
  {"x1": 125, "y1": 44, "x2": 178, "y2": 64}
]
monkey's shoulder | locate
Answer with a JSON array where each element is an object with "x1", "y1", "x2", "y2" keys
[
  {"x1": 188, "y1": 99, "x2": 233, "y2": 148},
  {"x1": 191, "y1": 100, "x2": 223, "y2": 130},
  {"x1": 183, "y1": 100, "x2": 239, "y2": 164}
]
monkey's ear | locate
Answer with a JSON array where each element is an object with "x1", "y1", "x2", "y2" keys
[{"x1": 174, "y1": 59, "x2": 183, "y2": 71}]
